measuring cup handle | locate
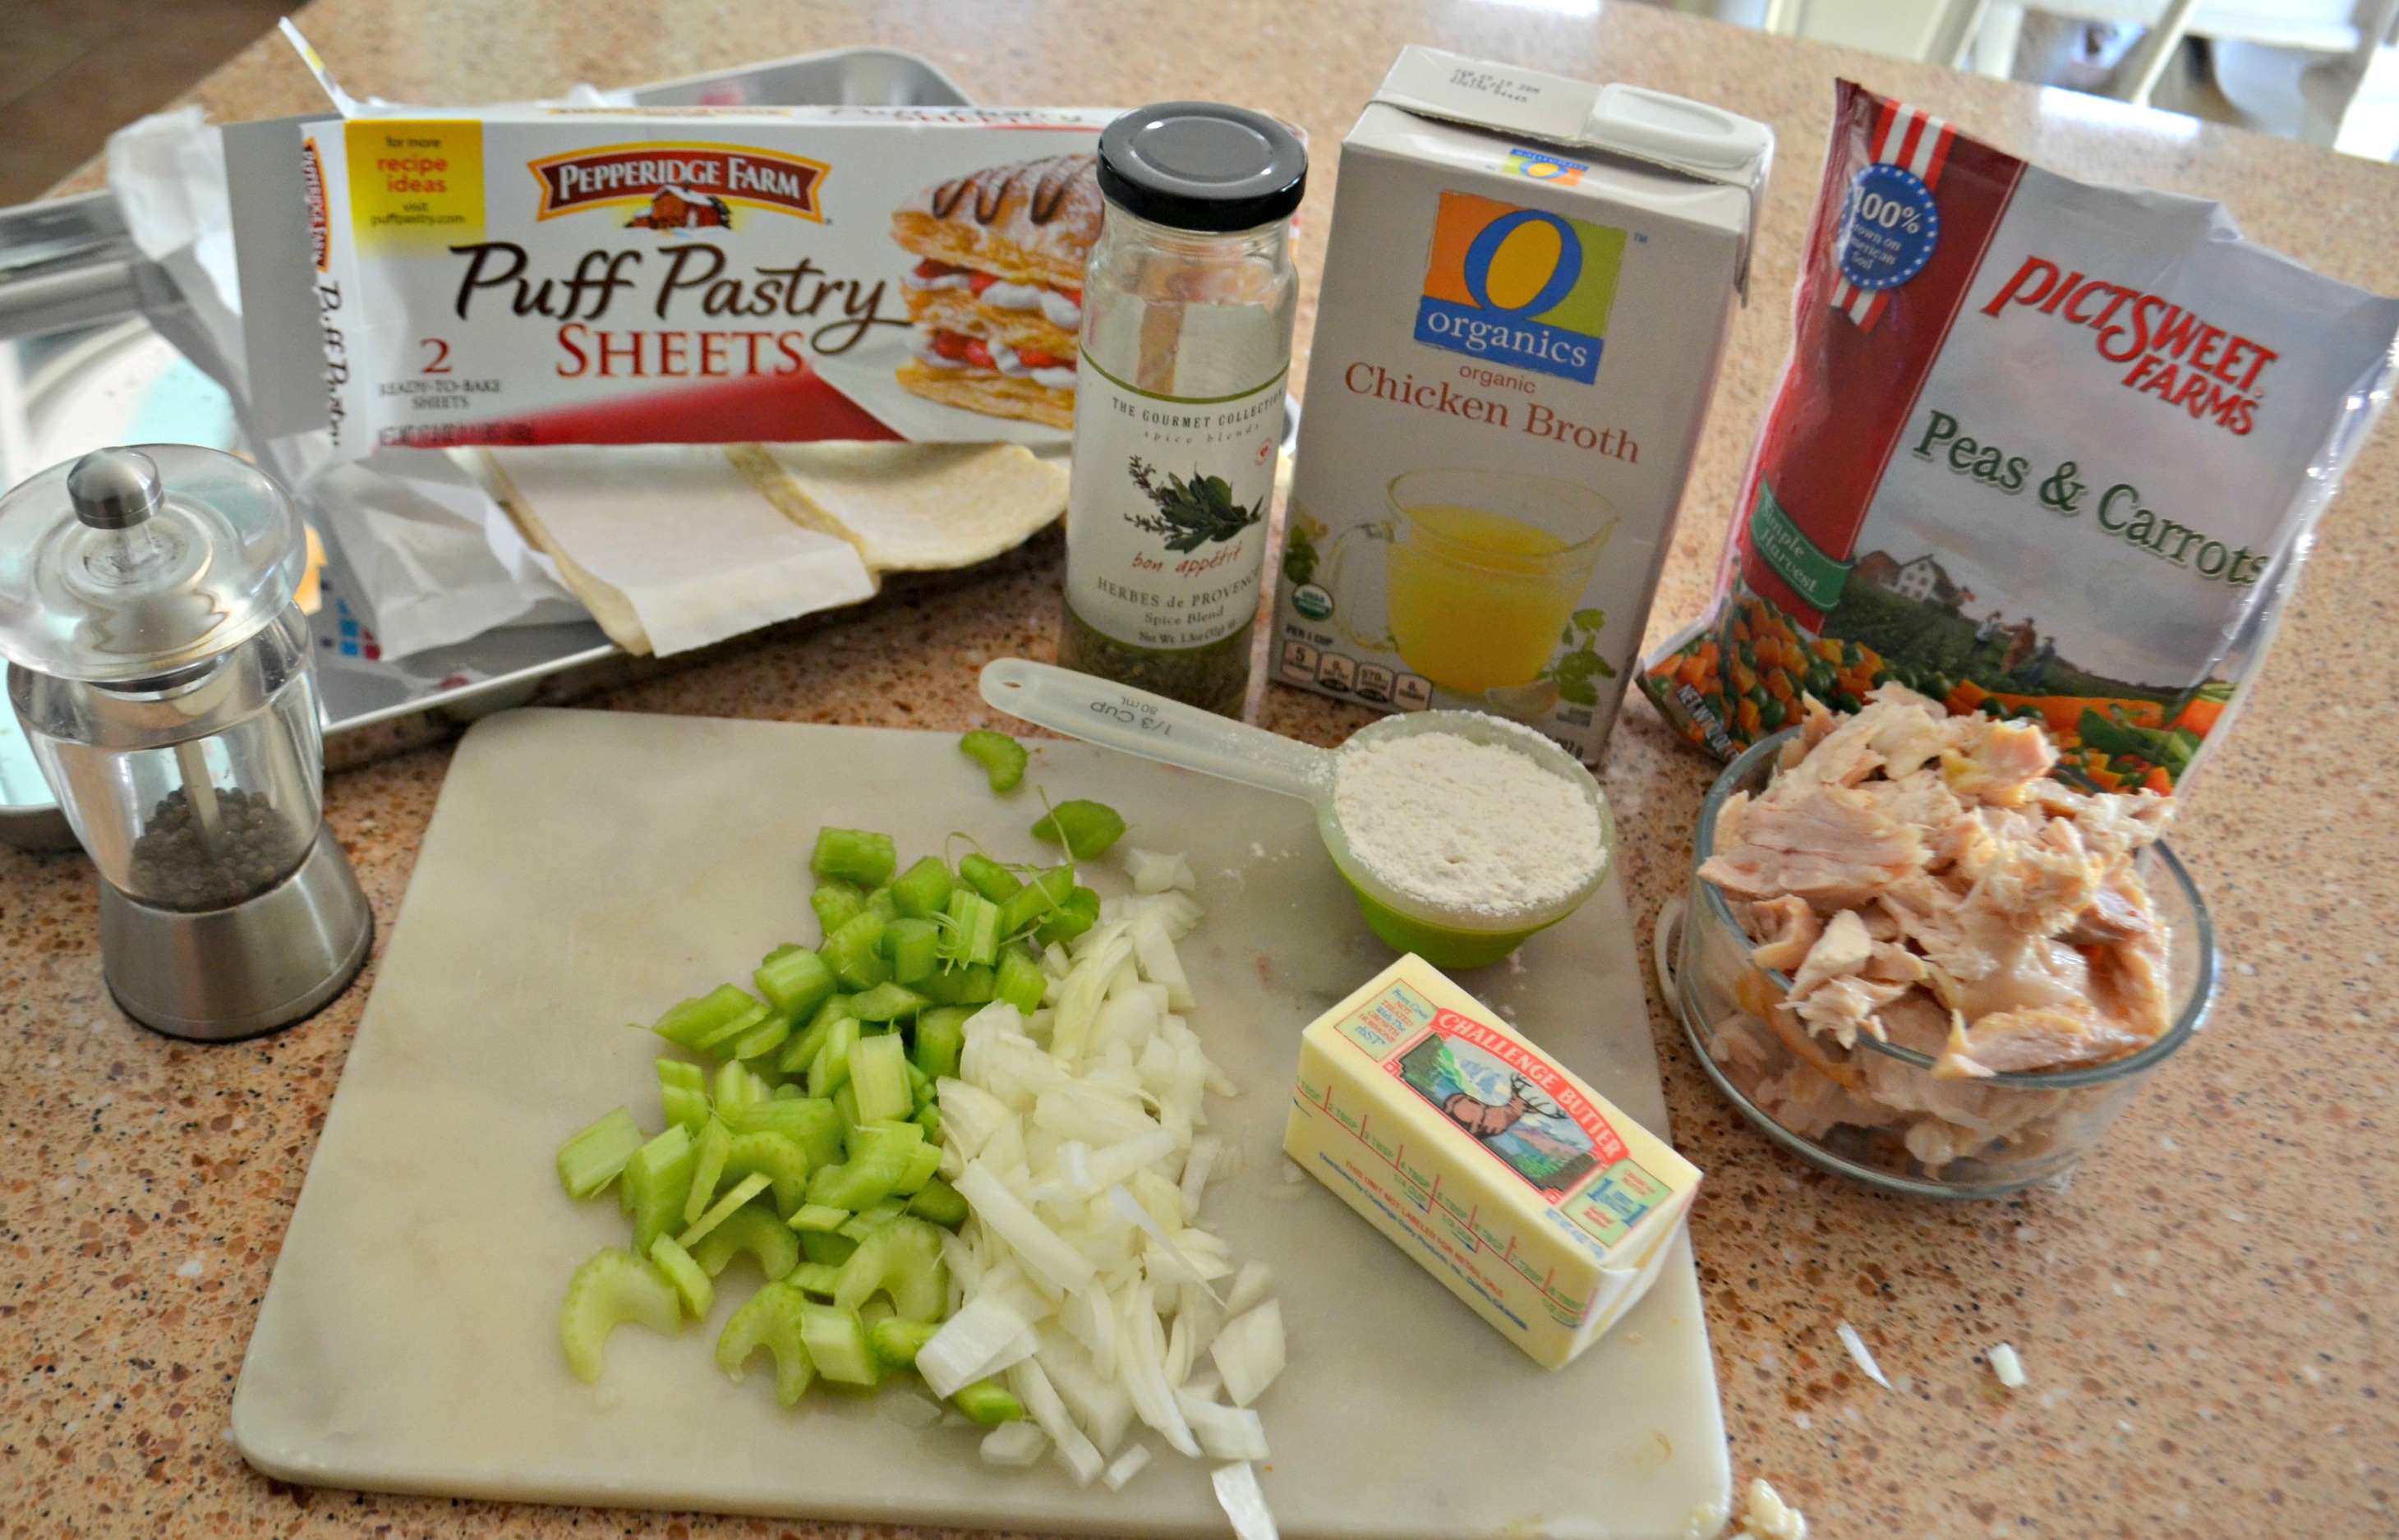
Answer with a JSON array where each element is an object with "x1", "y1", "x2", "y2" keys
[{"x1": 979, "y1": 660, "x2": 1328, "y2": 803}]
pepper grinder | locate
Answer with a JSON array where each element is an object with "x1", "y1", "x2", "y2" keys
[{"x1": 0, "y1": 446, "x2": 371, "y2": 1041}]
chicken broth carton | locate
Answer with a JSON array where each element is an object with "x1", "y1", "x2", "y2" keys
[{"x1": 1274, "y1": 49, "x2": 1770, "y2": 760}]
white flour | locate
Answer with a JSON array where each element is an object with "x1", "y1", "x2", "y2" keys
[{"x1": 1332, "y1": 726, "x2": 1602, "y2": 919}]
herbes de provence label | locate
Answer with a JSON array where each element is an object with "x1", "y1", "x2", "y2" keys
[{"x1": 1063, "y1": 357, "x2": 1287, "y2": 651}]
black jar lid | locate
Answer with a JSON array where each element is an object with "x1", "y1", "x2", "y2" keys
[{"x1": 1097, "y1": 103, "x2": 1307, "y2": 233}]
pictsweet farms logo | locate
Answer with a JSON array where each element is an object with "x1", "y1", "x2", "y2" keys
[{"x1": 525, "y1": 142, "x2": 829, "y2": 229}]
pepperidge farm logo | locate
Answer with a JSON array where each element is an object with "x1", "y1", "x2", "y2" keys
[
  {"x1": 1414, "y1": 191, "x2": 1625, "y2": 384},
  {"x1": 527, "y1": 143, "x2": 829, "y2": 229}
]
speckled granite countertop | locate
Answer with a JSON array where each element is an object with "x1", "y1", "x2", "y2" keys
[{"x1": 5, "y1": 2, "x2": 2393, "y2": 1537}]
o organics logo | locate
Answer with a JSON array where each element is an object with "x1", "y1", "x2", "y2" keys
[
  {"x1": 1414, "y1": 191, "x2": 1625, "y2": 384},
  {"x1": 527, "y1": 143, "x2": 828, "y2": 227}
]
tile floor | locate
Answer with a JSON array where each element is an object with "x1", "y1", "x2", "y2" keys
[{"x1": 0, "y1": 0, "x2": 296, "y2": 203}]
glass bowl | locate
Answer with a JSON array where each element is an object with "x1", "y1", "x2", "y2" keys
[{"x1": 1666, "y1": 729, "x2": 2216, "y2": 1198}]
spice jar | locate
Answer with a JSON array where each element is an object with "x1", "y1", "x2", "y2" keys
[
  {"x1": 0, "y1": 446, "x2": 371, "y2": 1040},
  {"x1": 1058, "y1": 102, "x2": 1305, "y2": 715}
]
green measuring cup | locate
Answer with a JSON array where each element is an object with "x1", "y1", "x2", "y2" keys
[{"x1": 978, "y1": 660, "x2": 1616, "y2": 970}]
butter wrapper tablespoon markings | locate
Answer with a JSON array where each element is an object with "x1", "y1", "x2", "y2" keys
[{"x1": 978, "y1": 659, "x2": 1615, "y2": 968}]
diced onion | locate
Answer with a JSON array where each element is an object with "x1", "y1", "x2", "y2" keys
[
  {"x1": 937, "y1": 853, "x2": 1278, "y2": 1536},
  {"x1": 1101, "y1": 1442, "x2": 1151, "y2": 1490},
  {"x1": 1213, "y1": 1461, "x2": 1280, "y2": 1540},
  {"x1": 916, "y1": 1292, "x2": 1029, "y2": 1400},
  {"x1": 1176, "y1": 1391, "x2": 1269, "y2": 1460},
  {"x1": 1989, "y1": 1342, "x2": 2027, "y2": 1389},
  {"x1": 1211, "y1": 1300, "x2": 1285, "y2": 1409},
  {"x1": 981, "y1": 1419, "x2": 1048, "y2": 1467},
  {"x1": 1011, "y1": 1356, "x2": 1105, "y2": 1486},
  {"x1": 956, "y1": 1160, "x2": 1098, "y2": 1295},
  {"x1": 1837, "y1": 1322, "x2": 1890, "y2": 1390}
]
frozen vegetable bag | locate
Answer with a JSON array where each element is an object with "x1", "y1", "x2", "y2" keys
[{"x1": 1642, "y1": 80, "x2": 2399, "y2": 792}]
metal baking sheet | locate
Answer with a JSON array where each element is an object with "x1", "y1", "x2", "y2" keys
[{"x1": 0, "y1": 47, "x2": 976, "y2": 846}]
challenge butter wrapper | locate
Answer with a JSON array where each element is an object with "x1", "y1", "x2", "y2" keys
[
  {"x1": 1273, "y1": 48, "x2": 1770, "y2": 762},
  {"x1": 302, "y1": 107, "x2": 1115, "y2": 460},
  {"x1": 1283, "y1": 954, "x2": 1701, "y2": 1370}
]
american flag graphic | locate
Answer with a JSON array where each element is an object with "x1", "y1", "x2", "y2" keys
[{"x1": 1829, "y1": 102, "x2": 1956, "y2": 333}]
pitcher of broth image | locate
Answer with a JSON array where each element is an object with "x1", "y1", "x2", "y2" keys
[{"x1": 1324, "y1": 467, "x2": 1618, "y2": 701}]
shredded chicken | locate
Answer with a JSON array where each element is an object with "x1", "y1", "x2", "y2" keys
[{"x1": 1703, "y1": 688, "x2": 2177, "y2": 1172}]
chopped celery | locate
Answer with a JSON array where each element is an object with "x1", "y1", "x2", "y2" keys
[
  {"x1": 866, "y1": 887, "x2": 900, "y2": 921},
  {"x1": 657, "y1": 1060, "x2": 710, "y2": 1133},
  {"x1": 811, "y1": 827, "x2": 896, "y2": 888},
  {"x1": 882, "y1": 917, "x2": 940, "y2": 983},
  {"x1": 678, "y1": 1172, "x2": 773, "y2": 1249},
  {"x1": 810, "y1": 880, "x2": 867, "y2": 938},
  {"x1": 823, "y1": 912, "x2": 890, "y2": 991},
  {"x1": 905, "y1": 1059, "x2": 932, "y2": 1101},
  {"x1": 725, "y1": 1013, "x2": 790, "y2": 1062},
  {"x1": 791, "y1": 1262, "x2": 841, "y2": 1299},
  {"x1": 958, "y1": 729, "x2": 1029, "y2": 793},
  {"x1": 557, "y1": 1107, "x2": 646, "y2": 1199},
  {"x1": 652, "y1": 984, "x2": 762, "y2": 1051},
  {"x1": 723, "y1": 1096, "x2": 843, "y2": 1171},
  {"x1": 870, "y1": 1317, "x2": 942, "y2": 1370},
  {"x1": 807, "y1": 1142, "x2": 914, "y2": 1212},
  {"x1": 849, "y1": 982, "x2": 928, "y2": 1023},
  {"x1": 799, "y1": 1301, "x2": 880, "y2": 1386},
  {"x1": 560, "y1": 1248, "x2": 683, "y2": 1382},
  {"x1": 912, "y1": 1102, "x2": 945, "y2": 1150},
  {"x1": 832, "y1": 1082, "x2": 860, "y2": 1131},
  {"x1": 893, "y1": 1140, "x2": 944, "y2": 1197},
  {"x1": 844, "y1": 1118, "x2": 924, "y2": 1164},
  {"x1": 690, "y1": 1203, "x2": 799, "y2": 1281},
  {"x1": 648, "y1": 1234, "x2": 714, "y2": 1320},
  {"x1": 777, "y1": 994, "x2": 852, "y2": 1078},
  {"x1": 848, "y1": 1031, "x2": 914, "y2": 1124},
  {"x1": 907, "y1": 1175, "x2": 969, "y2": 1229},
  {"x1": 1030, "y1": 798, "x2": 1126, "y2": 859},
  {"x1": 624, "y1": 1124, "x2": 698, "y2": 1255},
  {"x1": 993, "y1": 947, "x2": 1047, "y2": 1015},
  {"x1": 951, "y1": 1378, "x2": 1026, "y2": 1426},
  {"x1": 754, "y1": 945, "x2": 836, "y2": 1019},
  {"x1": 834, "y1": 1216, "x2": 947, "y2": 1321},
  {"x1": 787, "y1": 1203, "x2": 851, "y2": 1232},
  {"x1": 799, "y1": 1228, "x2": 858, "y2": 1266},
  {"x1": 714, "y1": 1058, "x2": 770, "y2": 1111},
  {"x1": 839, "y1": 1200, "x2": 906, "y2": 1240},
  {"x1": 716, "y1": 1281, "x2": 816, "y2": 1405},
  {"x1": 691, "y1": 997, "x2": 774, "y2": 1057},
  {"x1": 912, "y1": 1005, "x2": 969, "y2": 1081},
  {"x1": 1035, "y1": 887, "x2": 1101, "y2": 948},
  {"x1": 808, "y1": 1016, "x2": 861, "y2": 1098},
  {"x1": 944, "y1": 890, "x2": 1002, "y2": 966},
  {"x1": 915, "y1": 963, "x2": 994, "y2": 1006},
  {"x1": 996, "y1": 866, "x2": 1075, "y2": 937},
  {"x1": 684, "y1": 1117, "x2": 734, "y2": 1225},
  {"x1": 889, "y1": 856, "x2": 955, "y2": 920},
  {"x1": 957, "y1": 852, "x2": 1023, "y2": 903},
  {"x1": 721, "y1": 1130, "x2": 812, "y2": 1216}
]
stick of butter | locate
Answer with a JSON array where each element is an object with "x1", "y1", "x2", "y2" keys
[{"x1": 1282, "y1": 955, "x2": 1701, "y2": 1369}]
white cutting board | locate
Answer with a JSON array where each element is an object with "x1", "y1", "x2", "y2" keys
[{"x1": 232, "y1": 709, "x2": 1729, "y2": 1538}]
